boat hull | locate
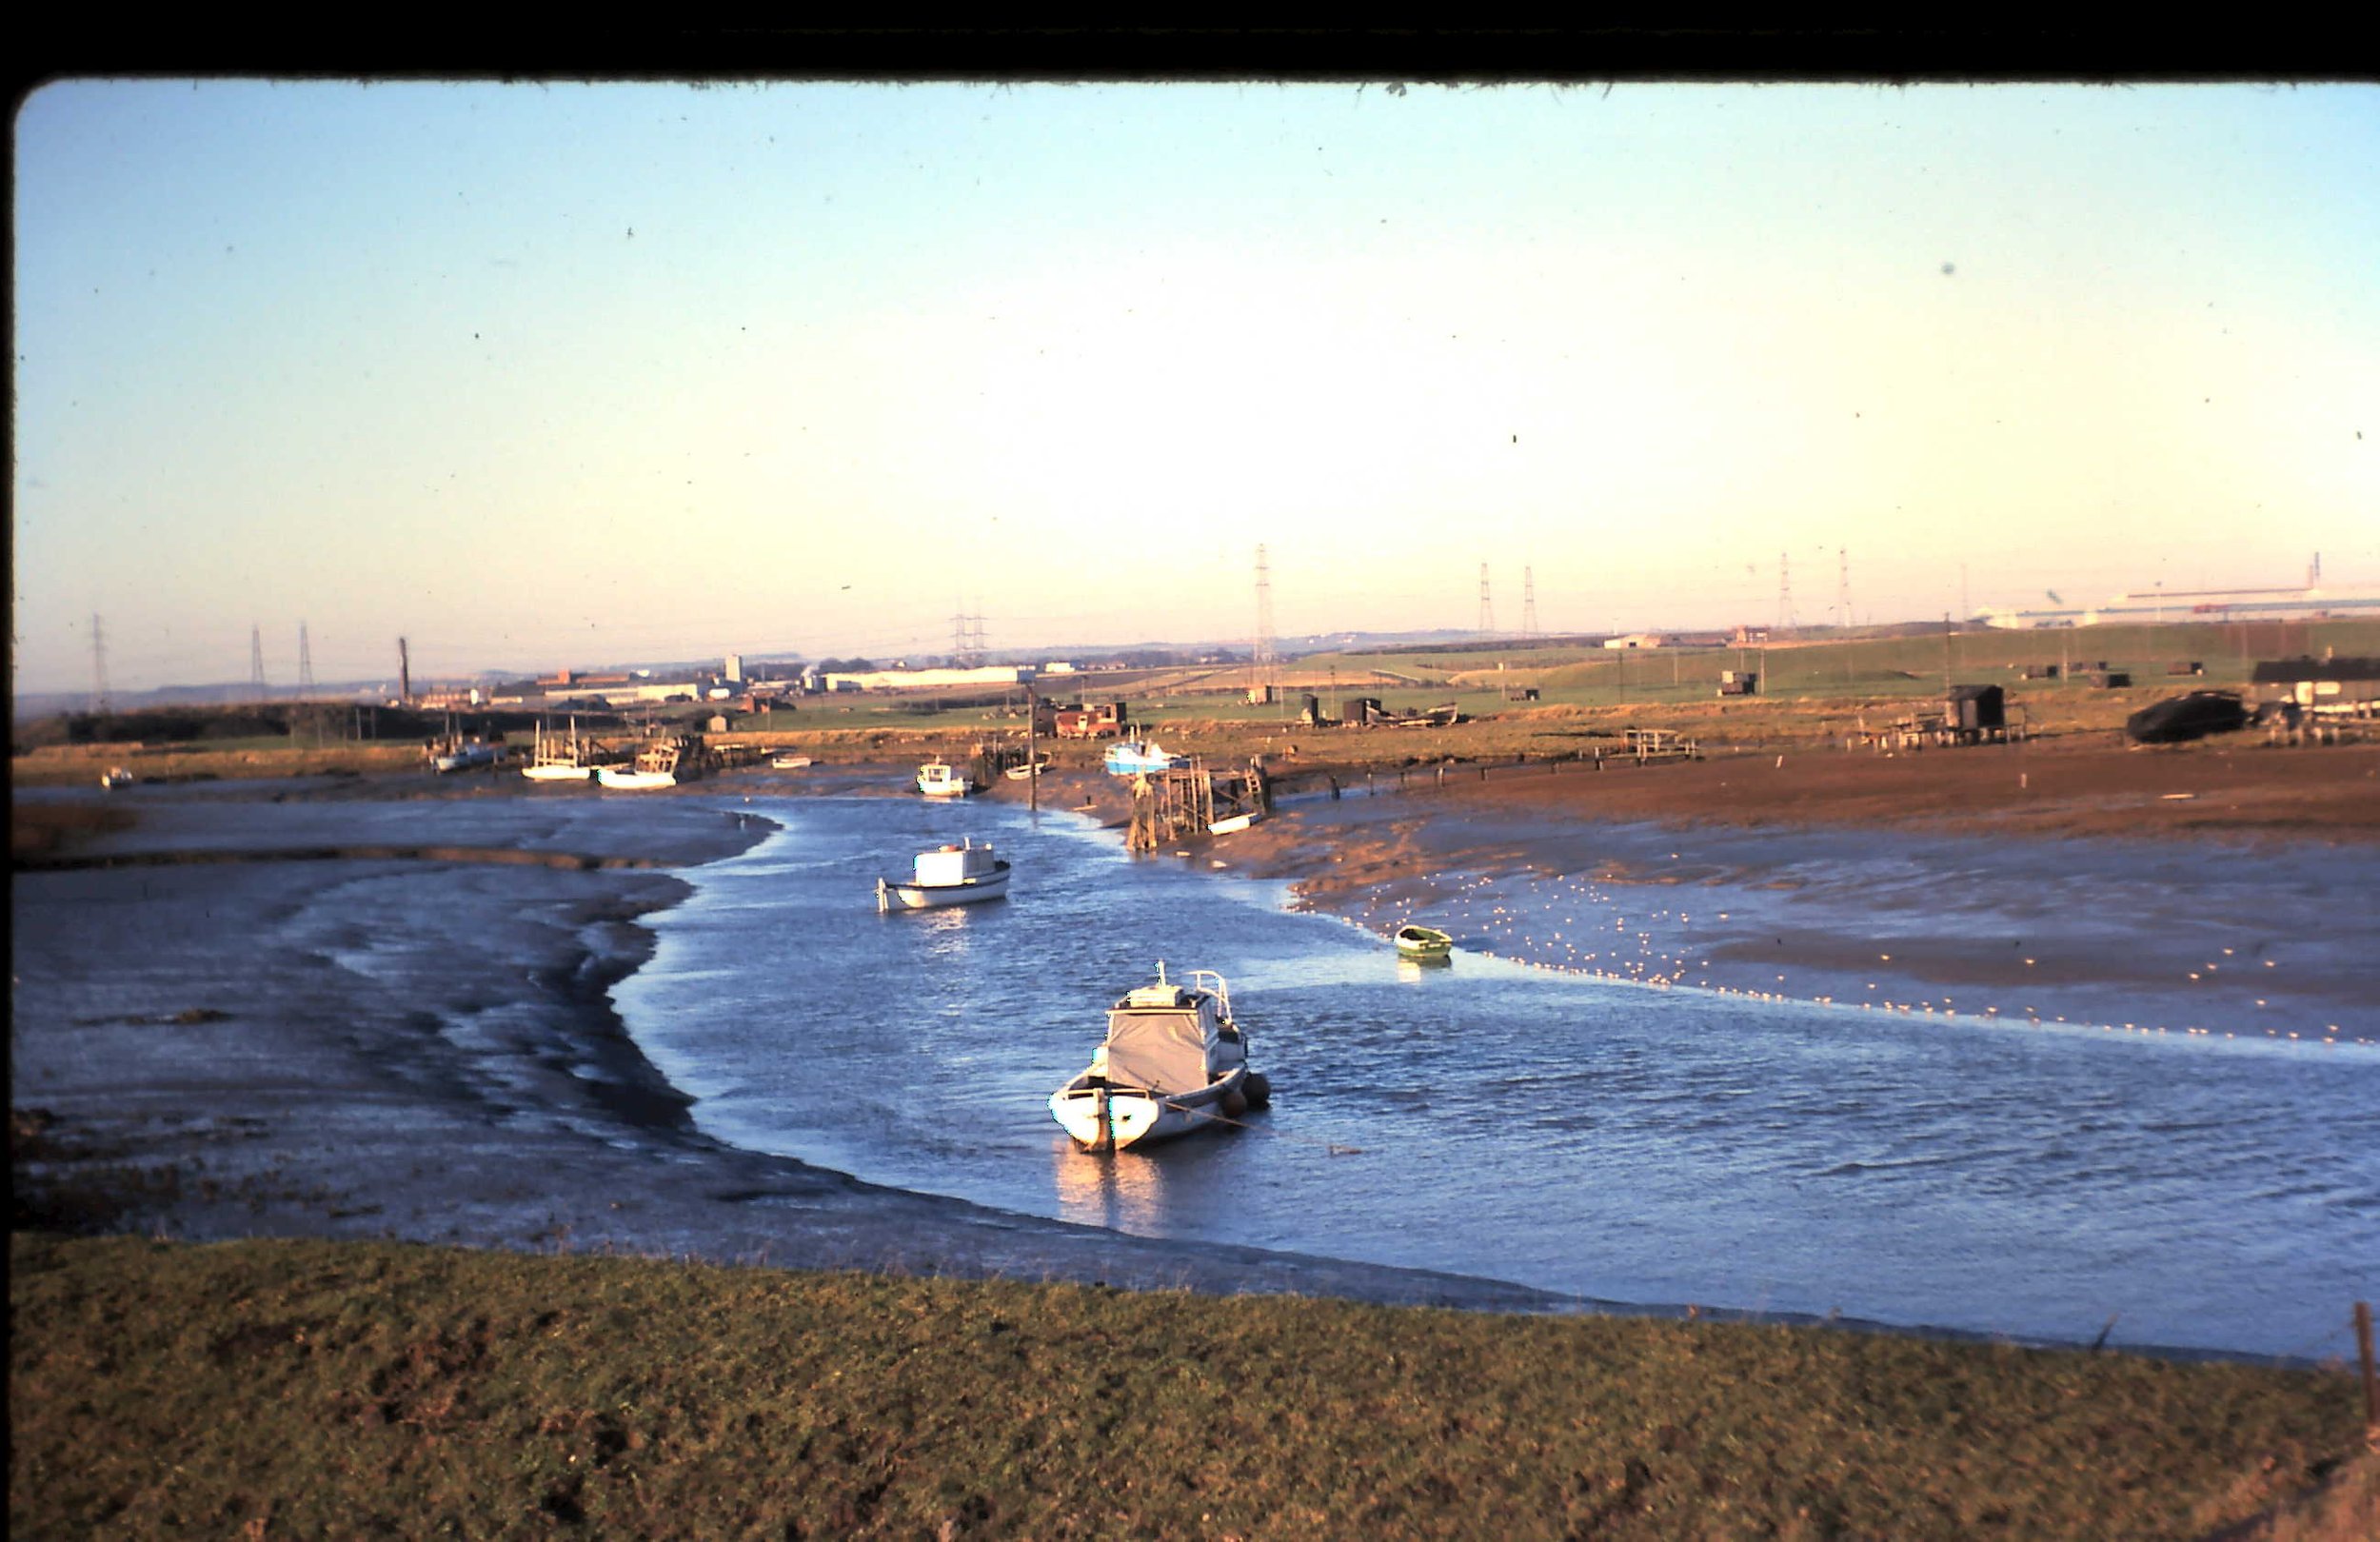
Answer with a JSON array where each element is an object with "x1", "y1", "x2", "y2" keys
[
  {"x1": 432, "y1": 747, "x2": 501, "y2": 774},
  {"x1": 1103, "y1": 750, "x2": 1185, "y2": 777},
  {"x1": 522, "y1": 763, "x2": 595, "y2": 781},
  {"x1": 595, "y1": 768, "x2": 678, "y2": 791},
  {"x1": 1050, "y1": 1065, "x2": 1248, "y2": 1151},
  {"x1": 877, "y1": 866, "x2": 1011, "y2": 910},
  {"x1": 1395, "y1": 926, "x2": 1454, "y2": 959}
]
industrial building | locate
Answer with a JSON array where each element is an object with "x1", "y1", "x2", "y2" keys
[{"x1": 1977, "y1": 586, "x2": 2380, "y2": 631}]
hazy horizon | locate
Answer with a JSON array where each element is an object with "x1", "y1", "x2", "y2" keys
[{"x1": 14, "y1": 80, "x2": 2376, "y2": 696}]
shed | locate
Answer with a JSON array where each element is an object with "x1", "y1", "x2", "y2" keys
[
  {"x1": 1945, "y1": 683, "x2": 2006, "y2": 734},
  {"x1": 2250, "y1": 656, "x2": 2380, "y2": 713}
]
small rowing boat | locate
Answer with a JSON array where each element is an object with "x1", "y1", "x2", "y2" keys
[{"x1": 1394, "y1": 924, "x2": 1454, "y2": 960}]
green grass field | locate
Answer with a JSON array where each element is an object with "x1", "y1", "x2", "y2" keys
[
  {"x1": 10, "y1": 1236, "x2": 2367, "y2": 1540},
  {"x1": 16, "y1": 619, "x2": 2373, "y2": 783}
]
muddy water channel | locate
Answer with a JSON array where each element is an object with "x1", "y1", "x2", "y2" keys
[{"x1": 618, "y1": 792, "x2": 2380, "y2": 1361}]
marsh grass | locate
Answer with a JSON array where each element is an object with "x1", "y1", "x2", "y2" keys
[{"x1": 10, "y1": 1236, "x2": 2364, "y2": 1539}]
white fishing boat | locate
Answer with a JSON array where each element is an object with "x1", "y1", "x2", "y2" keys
[
  {"x1": 1103, "y1": 739, "x2": 1185, "y2": 777},
  {"x1": 596, "y1": 735, "x2": 703, "y2": 791},
  {"x1": 1050, "y1": 963, "x2": 1270, "y2": 1152},
  {"x1": 916, "y1": 759, "x2": 974, "y2": 798},
  {"x1": 875, "y1": 838, "x2": 1011, "y2": 912}
]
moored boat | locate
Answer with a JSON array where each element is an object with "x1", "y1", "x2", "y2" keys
[
  {"x1": 100, "y1": 766, "x2": 133, "y2": 791},
  {"x1": 1003, "y1": 759, "x2": 1050, "y2": 781},
  {"x1": 1394, "y1": 924, "x2": 1455, "y2": 960},
  {"x1": 1103, "y1": 740, "x2": 1186, "y2": 777},
  {"x1": 597, "y1": 735, "x2": 702, "y2": 791},
  {"x1": 876, "y1": 838, "x2": 1011, "y2": 912},
  {"x1": 771, "y1": 753, "x2": 815, "y2": 769},
  {"x1": 522, "y1": 718, "x2": 604, "y2": 781},
  {"x1": 1050, "y1": 963, "x2": 1271, "y2": 1152},
  {"x1": 431, "y1": 740, "x2": 502, "y2": 774},
  {"x1": 916, "y1": 759, "x2": 975, "y2": 798}
]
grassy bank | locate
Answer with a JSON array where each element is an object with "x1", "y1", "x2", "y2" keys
[{"x1": 10, "y1": 1236, "x2": 2366, "y2": 1539}]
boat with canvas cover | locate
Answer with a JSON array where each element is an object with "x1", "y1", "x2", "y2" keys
[
  {"x1": 876, "y1": 839, "x2": 1011, "y2": 912},
  {"x1": 1050, "y1": 963, "x2": 1270, "y2": 1152}
]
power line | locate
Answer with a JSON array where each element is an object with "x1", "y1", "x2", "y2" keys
[{"x1": 1253, "y1": 544, "x2": 1278, "y2": 690}]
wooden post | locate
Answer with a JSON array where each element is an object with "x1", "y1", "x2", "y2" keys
[{"x1": 2357, "y1": 1300, "x2": 2377, "y2": 1440}]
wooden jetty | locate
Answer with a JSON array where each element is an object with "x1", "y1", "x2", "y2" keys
[{"x1": 1126, "y1": 758, "x2": 1272, "y2": 851}]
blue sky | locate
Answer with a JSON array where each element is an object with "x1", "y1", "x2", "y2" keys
[{"x1": 13, "y1": 80, "x2": 2377, "y2": 691}]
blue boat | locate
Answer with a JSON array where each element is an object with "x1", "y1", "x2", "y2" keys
[{"x1": 1103, "y1": 739, "x2": 1186, "y2": 777}]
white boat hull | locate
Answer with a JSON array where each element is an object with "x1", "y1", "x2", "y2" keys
[
  {"x1": 522, "y1": 763, "x2": 595, "y2": 781},
  {"x1": 877, "y1": 865, "x2": 1011, "y2": 910},
  {"x1": 1050, "y1": 1065, "x2": 1249, "y2": 1151},
  {"x1": 596, "y1": 767, "x2": 678, "y2": 791}
]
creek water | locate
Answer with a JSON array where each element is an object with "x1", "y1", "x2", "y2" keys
[{"x1": 614, "y1": 790, "x2": 2380, "y2": 1361}]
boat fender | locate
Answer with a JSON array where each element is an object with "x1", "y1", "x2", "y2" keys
[
  {"x1": 1221, "y1": 1087, "x2": 1248, "y2": 1118},
  {"x1": 1243, "y1": 1072, "x2": 1272, "y2": 1109}
]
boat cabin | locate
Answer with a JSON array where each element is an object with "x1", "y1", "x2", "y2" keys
[
  {"x1": 912, "y1": 840, "x2": 999, "y2": 885},
  {"x1": 1096, "y1": 979, "x2": 1240, "y2": 1095}
]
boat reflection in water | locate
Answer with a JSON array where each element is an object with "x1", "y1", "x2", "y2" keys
[{"x1": 1051, "y1": 1137, "x2": 1174, "y2": 1236}]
